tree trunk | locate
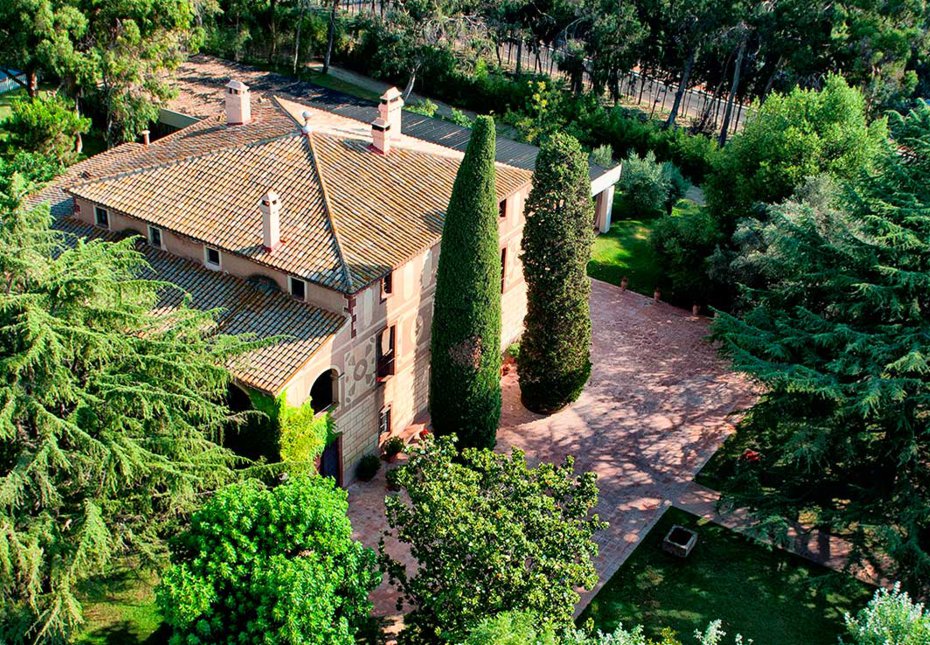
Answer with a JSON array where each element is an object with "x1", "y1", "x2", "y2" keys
[
  {"x1": 515, "y1": 40, "x2": 523, "y2": 77},
  {"x1": 666, "y1": 46, "x2": 696, "y2": 128},
  {"x1": 403, "y1": 64, "x2": 419, "y2": 100},
  {"x1": 293, "y1": 5, "x2": 305, "y2": 75},
  {"x1": 719, "y1": 37, "x2": 747, "y2": 147},
  {"x1": 323, "y1": 0, "x2": 340, "y2": 75},
  {"x1": 269, "y1": 0, "x2": 278, "y2": 65}
]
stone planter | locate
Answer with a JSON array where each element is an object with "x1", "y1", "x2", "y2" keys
[{"x1": 662, "y1": 525, "x2": 698, "y2": 558}]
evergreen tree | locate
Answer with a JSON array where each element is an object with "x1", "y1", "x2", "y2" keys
[
  {"x1": 429, "y1": 115, "x2": 502, "y2": 450},
  {"x1": 518, "y1": 133, "x2": 594, "y2": 413},
  {"x1": 711, "y1": 101, "x2": 930, "y2": 590},
  {"x1": 0, "y1": 195, "x2": 254, "y2": 640}
]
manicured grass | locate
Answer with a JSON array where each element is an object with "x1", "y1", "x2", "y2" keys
[
  {"x1": 578, "y1": 508, "x2": 873, "y2": 645},
  {"x1": 588, "y1": 216, "x2": 661, "y2": 296},
  {"x1": 76, "y1": 568, "x2": 166, "y2": 645}
]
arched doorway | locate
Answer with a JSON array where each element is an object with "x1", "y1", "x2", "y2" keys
[
  {"x1": 309, "y1": 368, "x2": 339, "y2": 413},
  {"x1": 223, "y1": 384, "x2": 275, "y2": 462}
]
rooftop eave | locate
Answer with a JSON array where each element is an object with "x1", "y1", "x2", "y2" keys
[{"x1": 590, "y1": 163, "x2": 623, "y2": 197}]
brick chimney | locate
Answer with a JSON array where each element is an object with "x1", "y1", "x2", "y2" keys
[
  {"x1": 380, "y1": 87, "x2": 403, "y2": 134},
  {"x1": 371, "y1": 118, "x2": 392, "y2": 155},
  {"x1": 260, "y1": 190, "x2": 281, "y2": 251},
  {"x1": 225, "y1": 80, "x2": 251, "y2": 126}
]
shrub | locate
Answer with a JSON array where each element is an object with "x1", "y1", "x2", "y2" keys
[
  {"x1": 661, "y1": 162, "x2": 691, "y2": 213},
  {"x1": 590, "y1": 144, "x2": 614, "y2": 168},
  {"x1": 157, "y1": 476, "x2": 379, "y2": 645},
  {"x1": 465, "y1": 611, "x2": 557, "y2": 645},
  {"x1": 383, "y1": 435, "x2": 405, "y2": 457},
  {"x1": 429, "y1": 116, "x2": 502, "y2": 450},
  {"x1": 616, "y1": 151, "x2": 670, "y2": 219},
  {"x1": 450, "y1": 108, "x2": 473, "y2": 127},
  {"x1": 651, "y1": 206, "x2": 725, "y2": 305},
  {"x1": 355, "y1": 454, "x2": 381, "y2": 481},
  {"x1": 842, "y1": 583, "x2": 930, "y2": 644},
  {"x1": 381, "y1": 437, "x2": 605, "y2": 642},
  {"x1": 407, "y1": 98, "x2": 439, "y2": 117},
  {"x1": 519, "y1": 133, "x2": 594, "y2": 413}
]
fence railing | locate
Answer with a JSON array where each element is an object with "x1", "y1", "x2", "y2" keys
[
  {"x1": 337, "y1": 0, "x2": 752, "y2": 134},
  {"x1": 0, "y1": 72, "x2": 26, "y2": 95}
]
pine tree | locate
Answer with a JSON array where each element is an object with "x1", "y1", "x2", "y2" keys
[
  {"x1": 429, "y1": 115, "x2": 502, "y2": 450},
  {"x1": 711, "y1": 101, "x2": 930, "y2": 591},
  {"x1": 518, "y1": 133, "x2": 595, "y2": 413},
  {"x1": 0, "y1": 195, "x2": 255, "y2": 640}
]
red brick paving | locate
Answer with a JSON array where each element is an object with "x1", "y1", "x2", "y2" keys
[{"x1": 347, "y1": 279, "x2": 760, "y2": 630}]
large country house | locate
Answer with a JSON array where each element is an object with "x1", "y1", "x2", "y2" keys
[{"x1": 32, "y1": 70, "x2": 620, "y2": 483}]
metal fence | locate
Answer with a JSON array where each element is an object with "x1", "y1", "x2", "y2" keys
[
  {"x1": 0, "y1": 71, "x2": 26, "y2": 95},
  {"x1": 338, "y1": 0, "x2": 752, "y2": 133}
]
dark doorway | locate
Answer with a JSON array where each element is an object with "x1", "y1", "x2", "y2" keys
[
  {"x1": 319, "y1": 437, "x2": 342, "y2": 486},
  {"x1": 224, "y1": 384, "x2": 276, "y2": 462},
  {"x1": 310, "y1": 369, "x2": 338, "y2": 412}
]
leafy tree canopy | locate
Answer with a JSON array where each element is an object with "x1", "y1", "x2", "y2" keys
[
  {"x1": 0, "y1": 192, "x2": 253, "y2": 641},
  {"x1": 381, "y1": 437, "x2": 605, "y2": 642},
  {"x1": 157, "y1": 475, "x2": 379, "y2": 645},
  {"x1": 3, "y1": 95, "x2": 90, "y2": 163},
  {"x1": 705, "y1": 74, "x2": 888, "y2": 231},
  {"x1": 710, "y1": 100, "x2": 930, "y2": 590}
]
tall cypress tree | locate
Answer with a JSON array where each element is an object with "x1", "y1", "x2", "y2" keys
[
  {"x1": 518, "y1": 133, "x2": 595, "y2": 413},
  {"x1": 429, "y1": 116, "x2": 502, "y2": 449}
]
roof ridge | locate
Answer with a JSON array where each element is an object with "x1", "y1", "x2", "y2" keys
[
  {"x1": 303, "y1": 133, "x2": 355, "y2": 292},
  {"x1": 67, "y1": 131, "x2": 301, "y2": 190}
]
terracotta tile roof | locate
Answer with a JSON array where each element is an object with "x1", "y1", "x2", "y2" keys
[
  {"x1": 65, "y1": 99, "x2": 533, "y2": 293},
  {"x1": 55, "y1": 218, "x2": 346, "y2": 395}
]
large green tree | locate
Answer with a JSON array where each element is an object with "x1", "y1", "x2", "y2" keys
[
  {"x1": 0, "y1": 0, "x2": 202, "y2": 145},
  {"x1": 518, "y1": 132, "x2": 594, "y2": 413},
  {"x1": 429, "y1": 115, "x2": 502, "y2": 450},
  {"x1": 0, "y1": 194, "x2": 252, "y2": 641},
  {"x1": 705, "y1": 74, "x2": 888, "y2": 233},
  {"x1": 711, "y1": 101, "x2": 930, "y2": 590},
  {"x1": 157, "y1": 476, "x2": 379, "y2": 644},
  {"x1": 380, "y1": 437, "x2": 605, "y2": 642},
  {"x1": 3, "y1": 95, "x2": 90, "y2": 164}
]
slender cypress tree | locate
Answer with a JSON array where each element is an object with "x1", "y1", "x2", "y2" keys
[
  {"x1": 518, "y1": 133, "x2": 595, "y2": 413},
  {"x1": 429, "y1": 116, "x2": 502, "y2": 449}
]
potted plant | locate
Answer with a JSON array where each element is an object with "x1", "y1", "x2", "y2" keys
[
  {"x1": 355, "y1": 454, "x2": 381, "y2": 482},
  {"x1": 383, "y1": 436, "x2": 405, "y2": 462}
]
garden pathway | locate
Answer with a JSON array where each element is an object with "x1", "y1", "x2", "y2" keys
[{"x1": 346, "y1": 279, "x2": 759, "y2": 635}]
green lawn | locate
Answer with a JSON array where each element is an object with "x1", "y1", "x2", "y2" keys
[
  {"x1": 588, "y1": 215, "x2": 662, "y2": 297},
  {"x1": 76, "y1": 568, "x2": 165, "y2": 645},
  {"x1": 578, "y1": 508, "x2": 873, "y2": 645}
]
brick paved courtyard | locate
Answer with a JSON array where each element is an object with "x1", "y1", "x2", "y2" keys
[{"x1": 347, "y1": 279, "x2": 759, "y2": 628}]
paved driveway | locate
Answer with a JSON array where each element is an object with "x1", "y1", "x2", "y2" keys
[{"x1": 347, "y1": 279, "x2": 759, "y2": 621}]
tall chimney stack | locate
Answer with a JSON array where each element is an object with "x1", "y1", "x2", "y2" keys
[
  {"x1": 225, "y1": 80, "x2": 251, "y2": 126},
  {"x1": 260, "y1": 190, "x2": 281, "y2": 251},
  {"x1": 379, "y1": 87, "x2": 404, "y2": 134}
]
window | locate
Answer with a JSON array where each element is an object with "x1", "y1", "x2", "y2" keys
[
  {"x1": 499, "y1": 199, "x2": 507, "y2": 219},
  {"x1": 94, "y1": 206, "x2": 109, "y2": 228},
  {"x1": 379, "y1": 405, "x2": 392, "y2": 436},
  {"x1": 204, "y1": 246, "x2": 221, "y2": 269},
  {"x1": 500, "y1": 247, "x2": 507, "y2": 293},
  {"x1": 381, "y1": 271, "x2": 393, "y2": 300},
  {"x1": 147, "y1": 225, "x2": 162, "y2": 248},
  {"x1": 289, "y1": 276, "x2": 306, "y2": 300},
  {"x1": 376, "y1": 325, "x2": 396, "y2": 382}
]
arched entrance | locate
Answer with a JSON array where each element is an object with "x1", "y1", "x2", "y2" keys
[{"x1": 309, "y1": 368, "x2": 339, "y2": 413}]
